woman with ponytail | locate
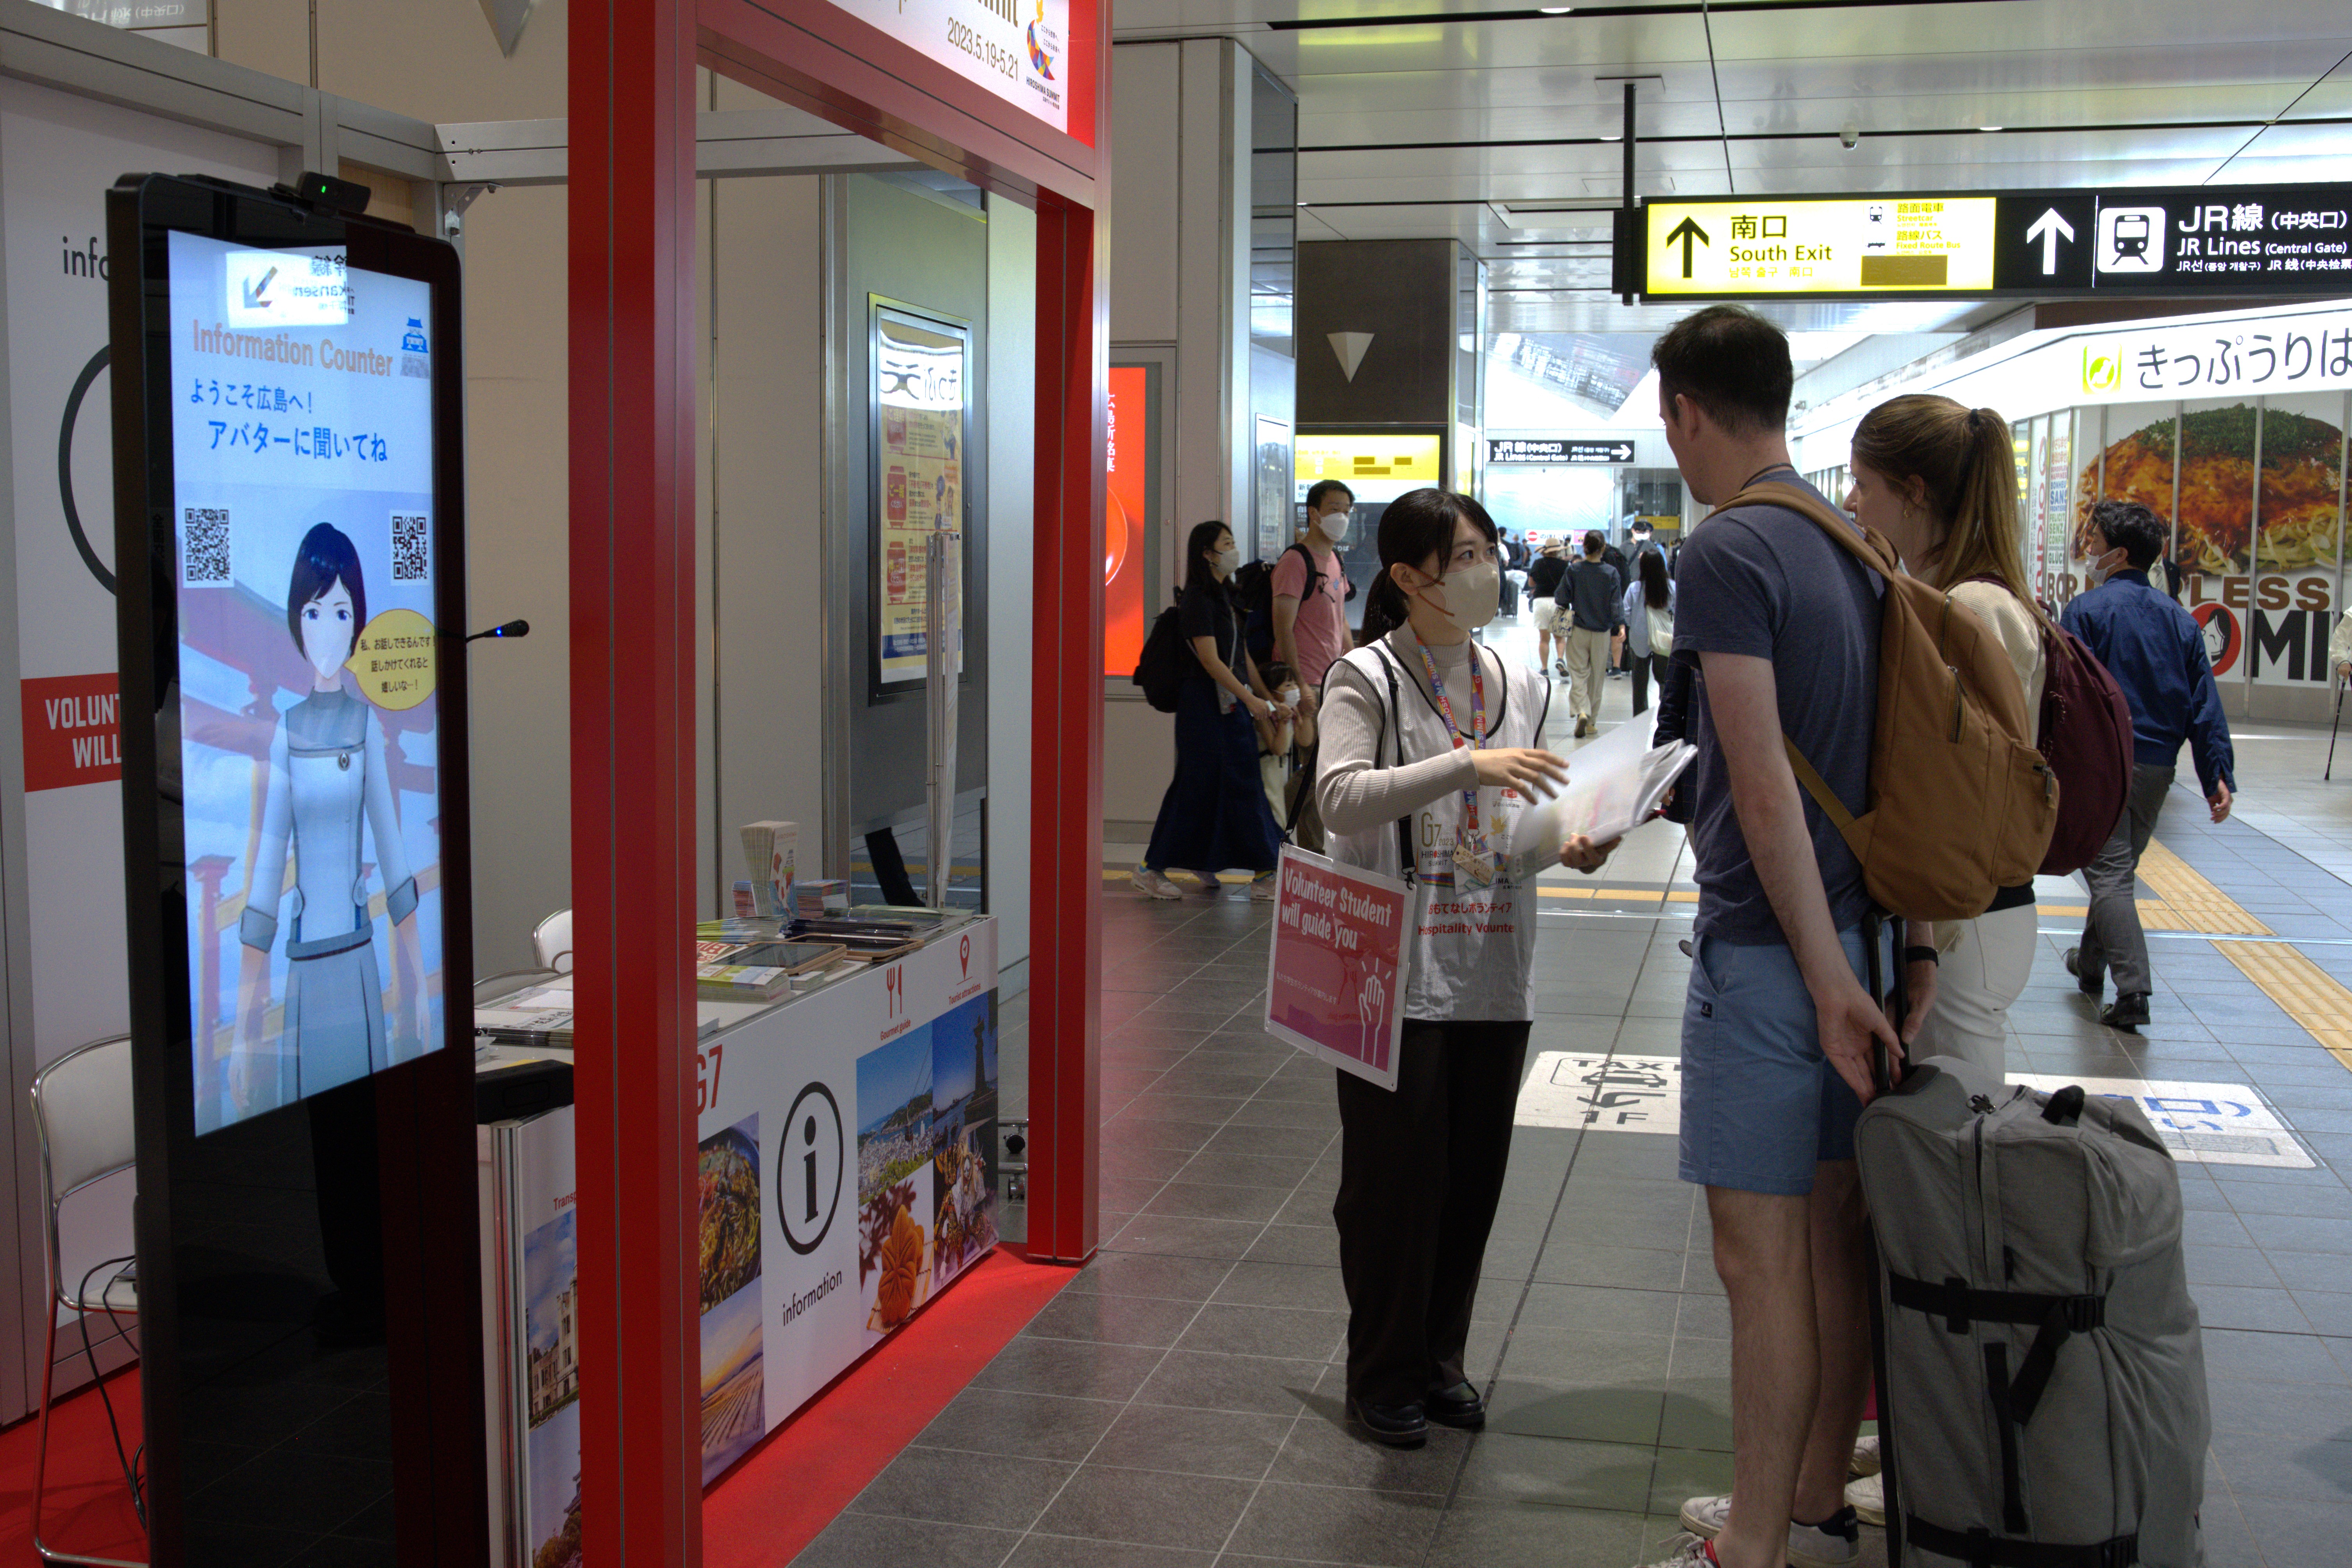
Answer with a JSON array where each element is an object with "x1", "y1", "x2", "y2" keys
[
  {"x1": 1314, "y1": 488, "x2": 1618, "y2": 1451},
  {"x1": 1846, "y1": 396, "x2": 2040, "y2": 1077}
]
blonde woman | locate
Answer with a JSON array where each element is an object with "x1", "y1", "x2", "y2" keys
[{"x1": 1842, "y1": 396, "x2": 2038, "y2": 1077}]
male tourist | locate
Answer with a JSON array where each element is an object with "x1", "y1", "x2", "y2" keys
[
  {"x1": 1527, "y1": 536, "x2": 1571, "y2": 676},
  {"x1": 1556, "y1": 529, "x2": 1621, "y2": 737},
  {"x1": 1642, "y1": 304, "x2": 1908, "y2": 1568},
  {"x1": 2061, "y1": 500, "x2": 2236, "y2": 1032},
  {"x1": 1272, "y1": 479, "x2": 1357, "y2": 850}
]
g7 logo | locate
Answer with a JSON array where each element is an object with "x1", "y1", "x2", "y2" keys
[{"x1": 778, "y1": 1082, "x2": 845, "y2": 1256}]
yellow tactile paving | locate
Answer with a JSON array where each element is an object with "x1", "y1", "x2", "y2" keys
[
  {"x1": 2217, "y1": 940, "x2": 2352, "y2": 1075},
  {"x1": 2133, "y1": 839, "x2": 2273, "y2": 936}
]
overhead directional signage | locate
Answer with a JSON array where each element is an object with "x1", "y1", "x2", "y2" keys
[
  {"x1": 1641, "y1": 196, "x2": 2000, "y2": 297},
  {"x1": 1486, "y1": 438, "x2": 1636, "y2": 464},
  {"x1": 1622, "y1": 182, "x2": 2352, "y2": 302}
]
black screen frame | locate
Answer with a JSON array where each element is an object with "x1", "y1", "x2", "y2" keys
[{"x1": 107, "y1": 171, "x2": 485, "y2": 1567}]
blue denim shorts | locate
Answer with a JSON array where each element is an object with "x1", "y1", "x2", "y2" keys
[{"x1": 1678, "y1": 926, "x2": 1883, "y2": 1196}]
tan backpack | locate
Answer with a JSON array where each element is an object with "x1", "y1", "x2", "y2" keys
[{"x1": 1713, "y1": 482, "x2": 2056, "y2": 923}]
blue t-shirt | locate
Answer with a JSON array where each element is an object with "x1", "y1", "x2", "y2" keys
[{"x1": 1674, "y1": 471, "x2": 1881, "y2": 945}]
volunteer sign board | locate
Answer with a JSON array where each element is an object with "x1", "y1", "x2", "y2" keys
[
  {"x1": 1486, "y1": 438, "x2": 1635, "y2": 465},
  {"x1": 1629, "y1": 182, "x2": 2352, "y2": 302},
  {"x1": 1264, "y1": 847, "x2": 1408, "y2": 1090}
]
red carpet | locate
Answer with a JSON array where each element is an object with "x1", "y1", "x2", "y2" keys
[
  {"x1": 0, "y1": 1246, "x2": 1070, "y2": 1567},
  {"x1": 0, "y1": 1366, "x2": 148, "y2": 1566},
  {"x1": 704, "y1": 1245, "x2": 1077, "y2": 1568}
]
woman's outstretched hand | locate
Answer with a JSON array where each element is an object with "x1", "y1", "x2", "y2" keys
[{"x1": 1471, "y1": 747, "x2": 1568, "y2": 799}]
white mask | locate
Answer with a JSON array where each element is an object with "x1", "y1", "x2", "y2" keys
[
  {"x1": 1317, "y1": 510, "x2": 1350, "y2": 543},
  {"x1": 1420, "y1": 559, "x2": 1502, "y2": 633},
  {"x1": 1216, "y1": 546, "x2": 1242, "y2": 572},
  {"x1": 2085, "y1": 546, "x2": 2125, "y2": 588},
  {"x1": 1278, "y1": 684, "x2": 1301, "y2": 707}
]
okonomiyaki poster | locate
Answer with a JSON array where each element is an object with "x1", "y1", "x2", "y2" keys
[
  {"x1": 166, "y1": 228, "x2": 446, "y2": 1132},
  {"x1": 2080, "y1": 394, "x2": 2348, "y2": 686}
]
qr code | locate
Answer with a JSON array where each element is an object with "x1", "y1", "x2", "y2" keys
[
  {"x1": 391, "y1": 513, "x2": 429, "y2": 582},
  {"x1": 183, "y1": 508, "x2": 230, "y2": 585}
]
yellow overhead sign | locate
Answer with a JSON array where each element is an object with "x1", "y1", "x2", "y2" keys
[
  {"x1": 1645, "y1": 197, "x2": 1999, "y2": 296},
  {"x1": 1295, "y1": 432, "x2": 1443, "y2": 503}
]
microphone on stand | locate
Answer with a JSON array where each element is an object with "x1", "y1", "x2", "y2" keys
[{"x1": 465, "y1": 619, "x2": 530, "y2": 643}]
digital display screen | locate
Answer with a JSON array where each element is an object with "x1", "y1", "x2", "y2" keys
[
  {"x1": 1104, "y1": 363, "x2": 1149, "y2": 678},
  {"x1": 166, "y1": 228, "x2": 444, "y2": 1134}
]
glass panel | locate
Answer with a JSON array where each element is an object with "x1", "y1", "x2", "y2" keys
[
  {"x1": 2249, "y1": 394, "x2": 2347, "y2": 689},
  {"x1": 1249, "y1": 64, "x2": 1297, "y2": 357}
]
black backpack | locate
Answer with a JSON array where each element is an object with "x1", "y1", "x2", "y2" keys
[
  {"x1": 1132, "y1": 604, "x2": 1192, "y2": 712},
  {"x1": 1237, "y1": 543, "x2": 1353, "y2": 665}
]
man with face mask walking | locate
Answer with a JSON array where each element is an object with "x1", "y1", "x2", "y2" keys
[
  {"x1": 1273, "y1": 479, "x2": 1358, "y2": 850},
  {"x1": 2059, "y1": 500, "x2": 2236, "y2": 1032}
]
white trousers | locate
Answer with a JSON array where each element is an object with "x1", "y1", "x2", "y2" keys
[{"x1": 1910, "y1": 903, "x2": 2037, "y2": 1081}]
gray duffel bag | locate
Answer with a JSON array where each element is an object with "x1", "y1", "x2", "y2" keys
[{"x1": 1855, "y1": 1054, "x2": 2209, "y2": 1568}]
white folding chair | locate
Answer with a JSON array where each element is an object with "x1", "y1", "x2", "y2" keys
[
  {"x1": 29, "y1": 1036, "x2": 145, "y2": 1568},
  {"x1": 531, "y1": 908, "x2": 574, "y2": 973}
]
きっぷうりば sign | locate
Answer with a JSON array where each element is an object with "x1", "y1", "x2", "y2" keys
[
  {"x1": 18, "y1": 672, "x2": 121, "y2": 791},
  {"x1": 1263, "y1": 847, "x2": 1408, "y2": 1091}
]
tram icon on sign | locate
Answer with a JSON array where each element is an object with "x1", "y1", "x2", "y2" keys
[{"x1": 2097, "y1": 207, "x2": 2167, "y2": 273}]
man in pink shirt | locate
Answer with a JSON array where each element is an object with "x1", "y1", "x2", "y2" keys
[{"x1": 1272, "y1": 479, "x2": 1356, "y2": 850}]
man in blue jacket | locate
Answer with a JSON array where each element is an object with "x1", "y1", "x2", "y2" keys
[{"x1": 2059, "y1": 499, "x2": 2237, "y2": 1032}]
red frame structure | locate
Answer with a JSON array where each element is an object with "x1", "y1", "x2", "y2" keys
[{"x1": 570, "y1": 1, "x2": 1107, "y2": 1561}]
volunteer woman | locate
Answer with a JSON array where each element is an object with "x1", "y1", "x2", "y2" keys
[
  {"x1": 1315, "y1": 488, "x2": 1616, "y2": 1449},
  {"x1": 1135, "y1": 521, "x2": 1292, "y2": 900},
  {"x1": 1846, "y1": 395, "x2": 2035, "y2": 1077}
]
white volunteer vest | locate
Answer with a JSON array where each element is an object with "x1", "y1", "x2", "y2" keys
[{"x1": 1324, "y1": 639, "x2": 1552, "y2": 1023}]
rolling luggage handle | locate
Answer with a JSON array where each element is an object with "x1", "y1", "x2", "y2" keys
[{"x1": 1860, "y1": 907, "x2": 1907, "y2": 1565}]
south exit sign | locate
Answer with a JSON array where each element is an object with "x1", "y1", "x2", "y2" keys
[{"x1": 1621, "y1": 183, "x2": 2352, "y2": 302}]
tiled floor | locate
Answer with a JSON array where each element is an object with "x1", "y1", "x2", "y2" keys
[{"x1": 793, "y1": 621, "x2": 2352, "y2": 1568}]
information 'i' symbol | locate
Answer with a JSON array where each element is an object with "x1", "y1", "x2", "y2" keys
[
  {"x1": 804, "y1": 1114, "x2": 821, "y2": 1224},
  {"x1": 779, "y1": 1083, "x2": 843, "y2": 1256}
]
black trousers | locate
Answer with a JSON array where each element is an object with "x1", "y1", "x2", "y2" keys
[
  {"x1": 1629, "y1": 651, "x2": 1670, "y2": 715},
  {"x1": 1333, "y1": 1018, "x2": 1532, "y2": 1406}
]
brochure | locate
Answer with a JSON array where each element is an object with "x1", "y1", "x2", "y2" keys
[{"x1": 1504, "y1": 718, "x2": 1695, "y2": 883}]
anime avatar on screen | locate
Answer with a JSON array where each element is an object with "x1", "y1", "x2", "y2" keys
[{"x1": 230, "y1": 522, "x2": 428, "y2": 1114}]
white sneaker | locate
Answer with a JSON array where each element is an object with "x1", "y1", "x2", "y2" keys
[
  {"x1": 1633, "y1": 1536, "x2": 1714, "y2": 1568},
  {"x1": 1678, "y1": 1496, "x2": 1860, "y2": 1568},
  {"x1": 1850, "y1": 1434, "x2": 1879, "y2": 1478},
  {"x1": 1130, "y1": 866, "x2": 1182, "y2": 900},
  {"x1": 1846, "y1": 1474, "x2": 1884, "y2": 1528}
]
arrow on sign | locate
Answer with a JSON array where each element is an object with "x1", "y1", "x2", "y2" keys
[
  {"x1": 1665, "y1": 216, "x2": 1711, "y2": 280},
  {"x1": 2025, "y1": 207, "x2": 2076, "y2": 275}
]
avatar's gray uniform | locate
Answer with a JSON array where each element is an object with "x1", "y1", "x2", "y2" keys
[{"x1": 239, "y1": 686, "x2": 417, "y2": 1104}]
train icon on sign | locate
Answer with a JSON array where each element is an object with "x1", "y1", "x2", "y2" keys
[{"x1": 2097, "y1": 206, "x2": 2167, "y2": 273}]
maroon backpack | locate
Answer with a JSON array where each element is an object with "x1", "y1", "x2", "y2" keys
[{"x1": 2035, "y1": 622, "x2": 2135, "y2": 875}]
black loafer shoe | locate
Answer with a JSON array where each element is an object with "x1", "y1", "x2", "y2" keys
[
  {"x1": 2101, "y1": 991, "x2": 2151, "y2": 1032},
  {"x1": 2064, "y1": 947, "x2": 2103, "y2": 1001},
  {"x1": 1425, "y1": 1381, "x2": 1486, "y2": 1430},
  {"x1": 1347, "y1": 1396, "x2": 1429, "y2": 1448}
]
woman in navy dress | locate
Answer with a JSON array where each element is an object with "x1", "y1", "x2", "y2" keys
[{"x1": 1133, "y1": 522, "x2": 1294, "y2": 900}]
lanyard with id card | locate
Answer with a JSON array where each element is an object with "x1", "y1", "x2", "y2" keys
[{"x1": 1414, "y1": 636, "x2": 1495, "y2": 888}]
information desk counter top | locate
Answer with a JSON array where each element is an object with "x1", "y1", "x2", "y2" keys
[{"x1": 477, "y1": 916, "x2": 1004, "y2": 1559}]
